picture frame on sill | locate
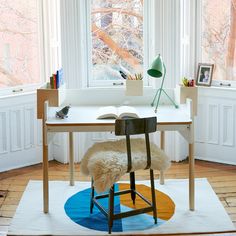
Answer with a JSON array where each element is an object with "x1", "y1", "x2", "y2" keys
[{"x1": 196, "y1": 63, "x2": 214, "y2": 86}]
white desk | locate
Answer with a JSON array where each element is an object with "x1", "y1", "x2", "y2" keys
[{"x1": 42, "y1": 102, "x2": 194, "y2": 213}]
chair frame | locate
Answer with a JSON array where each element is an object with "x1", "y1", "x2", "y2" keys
[{"x1": 90, "y1": 117, "x2": 158, "y2": 234}]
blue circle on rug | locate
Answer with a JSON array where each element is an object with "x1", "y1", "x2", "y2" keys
[{"x1": 64, "y1": 184, "x2": 167, "y2": 232}]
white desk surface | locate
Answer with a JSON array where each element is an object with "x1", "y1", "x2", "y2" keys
[{"x1": 46, "y1": 105, "x2": 192, "y2": 126}]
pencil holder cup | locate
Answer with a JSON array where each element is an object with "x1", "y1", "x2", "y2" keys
[{"x1": 125, "y1": 80, "x2": 143, "y2": 96}]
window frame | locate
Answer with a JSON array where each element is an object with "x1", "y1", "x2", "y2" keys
[
  {"x1": 85, "y1": 0, "x2": 151, "y2": 88},
  {"x1": 196, "y1": 0, "x2": 236, "y2": 88},
  {"x1": 0, "y1": 0, "x2": 47, "y2": 97}
]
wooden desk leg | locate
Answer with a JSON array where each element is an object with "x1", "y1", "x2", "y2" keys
[
  {"x1": 189, "y1": 143, "x2": 195, "y2": 211},
  {"x1": 69, "y1": 132, "x2": 75, "y2": 186},
  {"x1": 160, "y1": 131, "x2": 165, "y2": 185},
  {"x1": 42, "y1": 121, "x2": 49, "y2": 213}
]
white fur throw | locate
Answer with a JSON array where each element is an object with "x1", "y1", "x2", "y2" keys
[{"x1": 80, "y1": 138, "x2": 170, "y2": 193}]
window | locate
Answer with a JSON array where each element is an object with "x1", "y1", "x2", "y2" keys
[
  {"x1": 201, "y1": 0, "x2": 236, "y2": 82},
  {"x1": 88, "y1": 0, "x2": 147, "y2": 87},
  {"x1": 0, "y1": 0, "x2": 42, "y2": 92}
]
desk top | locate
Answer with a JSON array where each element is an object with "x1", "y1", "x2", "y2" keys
[{"x1": 46, "y1": 105, "x2": 192, "y2": 127}]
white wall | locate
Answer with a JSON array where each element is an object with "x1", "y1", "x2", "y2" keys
[
  {"x1": 195, "y1": 87, "x2": 236, "y2": 165},
  {"x1": 0, "y1": 93, "x2": 43, "y2": 171}
]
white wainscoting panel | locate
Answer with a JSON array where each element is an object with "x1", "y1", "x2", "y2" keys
[
  {"x1": 10, "y1": 107, "x2": 24, "y2": 152},
  {"x1": 195, "y1": 87, "x2": 236, "y2": 165},
  {"x1": 37, "y1": 120, "x2": 43, "y2": 146},
  {"x1": 70, "y1": 131, "x2": 164, "y2": 163},
  {"x1": 24, "y1": 105, "x2": 36, "y2": 149},
  {"x1": 195, "y1": 103, "x2": 206, "y2": 143},
  {"x1": 222, "y1": 105, "x2": 234, "y2": 147},
  {"x1": 105, "y1": 132, "x2": 117, "y2": 141},
  {"x1": 0, "y1": 110, "x2": 9, "y2": 154},
  {"x1": 92, "y1": 132, "x2": 106, "y2": 142},
  {"x1": 52, "y1": 133, "x2": 68, "y2": 163},
  {"x1": 207, "y1": 103, "x2": 219, "y2": 145},
  {"x1": 0, "y1": 93, "x2": 50, "y2": 172}
]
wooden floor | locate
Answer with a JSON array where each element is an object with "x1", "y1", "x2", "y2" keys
[{"x1": 0, "y1": 159, "x2": 236, "y2": 236}]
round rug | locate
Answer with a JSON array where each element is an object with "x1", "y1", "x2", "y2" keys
[{"x1": 64, "y1": 183, "x2": 175, "y2": 232}]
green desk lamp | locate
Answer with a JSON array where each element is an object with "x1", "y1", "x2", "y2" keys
[{"x1": 147, "y1": 54, "x2": 179, "y2": 112}]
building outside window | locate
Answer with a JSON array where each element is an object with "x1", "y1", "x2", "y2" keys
[
  {"x1": 0, "y1": 0, "x2": 42, "y2": 92},
  {"x1": 201, "y1": 0, "x2": 236, "y2": 82}
]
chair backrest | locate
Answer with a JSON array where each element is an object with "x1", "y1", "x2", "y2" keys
[
  {"x1": 115, "y1": 117, "x2": 157, "y2": 136},
  {"x1": 115, "y1": 117, "x2": 157, "y2": 172}
]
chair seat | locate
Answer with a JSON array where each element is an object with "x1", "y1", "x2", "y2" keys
[{"x1": 80, "y1": 138, "x2": 170, "y2": 193}]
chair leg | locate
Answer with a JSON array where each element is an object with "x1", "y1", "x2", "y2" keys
[
  {"x1": 150, "y1": 169, "x2": 157, "y2": 224},
  {"x1": 130, "y1": 172, "x2": 136, "y2": 204},
  {"x1": 108, "y1": 185, "x2": 114, "y2": 234},
  {"x1": 90, "y1": 178, "x2": 94, "y2": 214}
]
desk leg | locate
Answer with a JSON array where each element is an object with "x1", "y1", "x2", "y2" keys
[
  {"x1": 160, "y1": 131, "x2": 165, "y2": 185},
  {"x1": 42, "y1": 121, "x2": 48, "y2": 213},
  {"x1": 189, "y1": 143, "x2": 195, "y2": 211},
  {"x1": 69, "y1": 132, "x2": 75, "y2": 186}
]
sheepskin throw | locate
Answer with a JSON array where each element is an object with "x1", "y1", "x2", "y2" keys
[{"x1": 80, "y1": 138, "x2": 170, "y2": 193}]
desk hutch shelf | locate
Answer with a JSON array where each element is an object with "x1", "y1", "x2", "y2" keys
[{"x1": 37, "y1": 83, "x2": 66, "y2": 119}]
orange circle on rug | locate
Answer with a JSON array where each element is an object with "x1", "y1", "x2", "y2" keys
[{"x1": 119, "y1": 183, "x2": 175, "y2": 220}]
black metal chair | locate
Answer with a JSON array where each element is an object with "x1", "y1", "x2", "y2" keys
[{"x1": 90, "y1": 117, "x2": 157, "y2": 234}]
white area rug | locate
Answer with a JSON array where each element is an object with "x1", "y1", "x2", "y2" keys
[{"x1": 7, "y1": 179, "x2": 236, "y2": 235}]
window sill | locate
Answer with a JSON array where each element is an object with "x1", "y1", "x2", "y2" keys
[
  {"x1": 0, "y1": 90, "x2": 36, "y2": 100},
  {"x1": 211, "y1": 80, "x2": 236, "y2": 88},
  {"x1": 84, "y1": 85, "x2": 153, "y2": 91},
  {"x1": 197, "y1": 85, "x2": 236, "y2": 99},
  {"x1": 197, "y1": 85, "x2": 236, "y2": 91},
  {"x1": 0, "y1": 83, "x2": 43, "y2": 99}
]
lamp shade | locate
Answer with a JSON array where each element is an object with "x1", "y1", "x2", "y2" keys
[{"x1": 147, "y1": 54, "x2": 164, "y2": 78}]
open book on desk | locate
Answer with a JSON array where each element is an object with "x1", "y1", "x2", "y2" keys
[{"x1": 97, "y1": 106, "x2": 139, "y2": 119}]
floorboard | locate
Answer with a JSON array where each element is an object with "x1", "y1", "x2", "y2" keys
[{"x1": 0, "y1": 160, "x2": 236, "y2": 236}]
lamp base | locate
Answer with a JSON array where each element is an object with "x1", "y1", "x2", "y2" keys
[{"x1": 151, "y1": 88, "x2": 179, "y2": 113}]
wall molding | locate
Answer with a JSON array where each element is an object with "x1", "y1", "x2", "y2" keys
[
  {"x1": 195, "y1": 89, "x2": 236, "y2": 165},
  {"x1": 0, "y1": 110, "x2": 9, "y2": 154},
  {"x1": 24, "y1": 105, "x2": 36, "y2": 149},
  {"x1": 222, "y1": 105, "x2": 235, "y2": 147},
  {"x1": 0, "y1": 93, "x2": 53, "y2": 172},
  {"x1": 10, "y1": 107, "x2": 24, "y2": 152},
  {"x1": 207, "y1": 103, "x2": 219, "y2": 145}
]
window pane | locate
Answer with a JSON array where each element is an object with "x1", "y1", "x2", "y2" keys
[
  {"x1": 202, "y1": 0, "x2": 236, "y2": 81},
  {"x1": 91, "y1": 0, "x2": 143, "y2": 82},
  {"x1": 0, "y1": 0, "x2": 41, "y2": 88}
]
